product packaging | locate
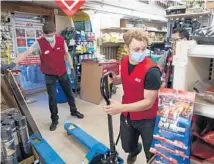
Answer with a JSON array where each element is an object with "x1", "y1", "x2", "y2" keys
[{"x1": 150, "y1": 88, "x2": 196, "y2": 164}]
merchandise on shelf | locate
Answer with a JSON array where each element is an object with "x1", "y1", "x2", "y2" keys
[
  {"x1": 193, "y1": 26, "x2": 214, "y2": 45},
  {"x1": 1, "y1": 110, "x2": 33, "y2": 163},
  {"x1": 150, "y1": 88, "x2": 196, "y2": 164},
  {"x1": 86, "y1": 32, "x2": 95, "y2": 41},
  {"x1": 116, "y1": 45, "x2": 128, "y2": 62},
  {"x1": 166, "y1": 5, "x2": 186, "y2": 15},
  {"x1": 101, "y1": 32, "x2": 124, "y2": 43},
  {"x1": 18, "y1": 56, "x2": 45, "y2": 90},
  {"x1": 186, "y1": 0, "x2": 205, "y2": 13},
  {"x1": 204, "y1": 85, "x2": 214, "y2": 104},
  {"x1": 1, "y1": 14, "x2": 15, "y2": 62},
  {"x1": 148, "y1": 32, "x2": 165, "y2": 43},
  {"x1": 191, "y1": 116, "x2": 214, "y2": 162},
  {"x1": 193, "y1": 79, "x2": 214, "y2": 104}
]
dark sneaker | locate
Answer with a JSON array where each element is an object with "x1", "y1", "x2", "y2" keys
[
  {"x1": 71, "y1": 111, "x2": 84, "y2": 119},
  {"x1": 127, "y1": 143, "x2": 142, "y2": 164},
  {"x1": 49, "y1": 121, "x2": 58, "y2": 131}
]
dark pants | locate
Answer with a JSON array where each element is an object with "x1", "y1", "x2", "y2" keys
[
  {"x1": 45, "y1": 73, "x2": 77, "y2": 123},
  {"x1": 120, "y1": 114, "x2": 155, "y2": 162}
]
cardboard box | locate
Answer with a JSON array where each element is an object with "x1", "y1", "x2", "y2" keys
[
  {"x1": 206, "y1": 1, "x2": 214, "y2": 9},
  {"x1": 120, "y1": 19, "x2": 128, "y2": 27},
  {"x1": 18, "y1": 156, "x2": 34, "y2": 164},
  {"x1": 80, "y1": 62, "x2": 103, "y2": 105}
]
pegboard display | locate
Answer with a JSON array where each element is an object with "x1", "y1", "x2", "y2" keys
[{"x1": 1, "y1": 12, "x2": 16, "y2": 62}]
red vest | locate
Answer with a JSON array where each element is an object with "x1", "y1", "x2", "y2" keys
[
  {"x1": 121, "y1": 55, "x2": 159, "y2": 120},
  {"x1": 37, "y1": 36, "x2": 66, "y2": 76}
]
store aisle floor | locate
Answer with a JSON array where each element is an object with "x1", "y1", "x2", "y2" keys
[{"x1": 28, "y1": 85, "x2": 147, "y2": 164}]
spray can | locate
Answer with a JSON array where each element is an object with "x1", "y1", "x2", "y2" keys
[
  {"x1": 1, "y1": 125, "x2": 18, "y2": 164},
  {"x1": 2, "y1": 118, "x2": 22, "y2": 161},
  {"x1": 12, "y1": 114, "x2": 32, "y2": 158},
  {"x1": 1, "y1": 113, "x2": 9, "y2": 122}
]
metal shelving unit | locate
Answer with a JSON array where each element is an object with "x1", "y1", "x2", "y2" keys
[
  {"x1": 188, "y1": 45, "x2": 214, "y2": 58},
  {"x1": 194, "y1": 95, "x2": 214, "y2": 119},
  {"x1": 166, "y1": 11, "x2": 212, "y2": 19}
]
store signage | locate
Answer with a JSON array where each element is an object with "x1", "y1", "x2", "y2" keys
[
  {"x1": 15, "y1": 22, "x2": 43, "y2": 29},
  {"x1": 19, "y1": 56, "x2": 41, "y2": 66},
  {"x1": 55, "y1": 0, "x2": 85, "y2": 17}
]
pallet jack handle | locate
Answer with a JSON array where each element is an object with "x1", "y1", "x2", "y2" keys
[{"x1": 100, "y1": 72, "x2": 118, "y2": 163}]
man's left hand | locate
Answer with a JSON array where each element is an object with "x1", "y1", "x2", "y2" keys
[{"x1": 104, "y1": 99, "x2": 124, "y2": 115}]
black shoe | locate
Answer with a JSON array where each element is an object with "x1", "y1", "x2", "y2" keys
[
  {"x1": 127, "y1": 143, "x2": 142, "y2": 164},
  {"x1": 49, "y1": 121, "x2": 58, "y2": 131},
  {"x1": 71, "y1": 111, "x2": 84, "y2": 119}
]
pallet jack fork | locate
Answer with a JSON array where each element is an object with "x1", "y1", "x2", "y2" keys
[
  {"x1": 30, "y1": 134, "x2": 65, "y2": 164},
  {"x1": 64, "y1": 72, "x2": 123, "y2": 164}
]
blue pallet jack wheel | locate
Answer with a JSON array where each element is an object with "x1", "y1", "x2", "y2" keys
[{"x1": 90, "y1": 154, "x2": 104, "y2": 164}]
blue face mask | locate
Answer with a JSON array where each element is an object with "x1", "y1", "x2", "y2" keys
[
  {"x1": 131, "y1": 52, "x2": 146, "y2": 63},
  {"x1": 45, "y1": 35, "x2": 55, "y2": 43}
]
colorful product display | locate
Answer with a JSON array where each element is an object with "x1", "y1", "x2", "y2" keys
[
  {"x1": 17, "y1": 56, "x2": 45, "y2": 90},
  {"x1": 101, "y1": 32, "x2": 124, "y2": 43},
  {"x1": 150, "y1": 88, "x2": 196, "y2": 164},
  {"x1": 116, "y1": 45, "x2": 128, "y2": 62}
]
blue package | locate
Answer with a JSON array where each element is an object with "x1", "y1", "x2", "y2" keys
[
  {"x1": 150, "y1": 88, "x2": 196, "y2": 164},
  {"x1": 154, "y1": 154, "x2": 190, "y2": 164},
  {"x1": 152, "y1": 115, "x2": 191, "y2": 153}
]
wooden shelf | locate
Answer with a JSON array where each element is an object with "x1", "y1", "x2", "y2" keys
[
  {"x1": 193, "y1": 95, "x2": 214, "y2": 119},
  {"x1": 166, "y1": 11, "x2": 211, "y2": 19},
  {"x1": 101, "y1": 27, "x2": 129, "y2": 32},
  {"x1": 147, "y1": 30, "x2": 167, "y2": 33},
  {"x1": 101, "y1": 41, "x2": 164, "y2": 47},
  {"x1": 191, "y1": 157, "x2": 213, "y2": 164},
  {"x1": 101, "y1": 27, "x2": 167, "y2": 33},
  {"x1": 150, "y1": 41, "x2": 165, "y2": 44},
  {"x1": 100, "y1": 42, "x2": 125, "y2": 47},
  {"x1": 188, "y1": 45, "x2": 214, "y2": 58}
]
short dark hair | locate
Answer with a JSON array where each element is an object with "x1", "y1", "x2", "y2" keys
[
  {"x1": 42, "y1": 22, "x2": 56, "y2": 34},
  {"x1": 172, "y1": 28, "x2": 190, "y2": 40}
]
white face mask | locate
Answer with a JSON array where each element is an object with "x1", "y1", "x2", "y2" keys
[
  {"x1": 130, "y1": 52, "x2": 146, "y2": 63},
  {"x1": 45, "y1": 35, "x2": 55, "y2": 43}
]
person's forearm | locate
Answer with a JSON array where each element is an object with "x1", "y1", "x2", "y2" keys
[
  {"x1": 122, "y1": 99, "x2": 154, "y2": 112},
  {"x1": 14, "y1": 49, "x2": 32, "y2": 64},
  {"x1": 66, "y1": 53, "x2": 74, "y2": 69}
]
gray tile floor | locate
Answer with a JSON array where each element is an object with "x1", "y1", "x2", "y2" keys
[{"x1": 28, "y1": 85, "x2": 147, "y2": 164}]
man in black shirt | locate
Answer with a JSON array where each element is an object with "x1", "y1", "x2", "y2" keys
[{"x1": 128, "y1": 63, "x2": 161, "y2": 90}]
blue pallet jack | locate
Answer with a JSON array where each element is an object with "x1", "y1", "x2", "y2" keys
[
  {"x1": 64, "y1": 72, "x2": 124, "y2": 164},
  {"x1": 30, "y1": 134, "x2": 65, "y2": 164}
]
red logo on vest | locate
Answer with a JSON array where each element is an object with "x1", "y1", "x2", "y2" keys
[{"x1": 55, "y1": 0, "x2": 85, "y2": 17}]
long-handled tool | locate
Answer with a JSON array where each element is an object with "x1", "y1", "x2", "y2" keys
[
  {"x1": 64, "y1": 72, "x2": 123, "y2": 164},
  {"x1": 100, "y1": 72, "x2": 119, "y2": 164}
]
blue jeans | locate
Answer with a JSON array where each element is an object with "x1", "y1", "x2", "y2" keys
[{"x1": 120, "y1": 114, "x2": 155, "y2": 161}]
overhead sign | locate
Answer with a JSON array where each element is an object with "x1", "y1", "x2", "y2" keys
[{"x1": 55, "y1": 0, "x2": 85, "y2": 17}]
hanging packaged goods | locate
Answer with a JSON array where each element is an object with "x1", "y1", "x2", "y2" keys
[{"x1": 13, "y1": 14, "x2": 45, "y2": 91}]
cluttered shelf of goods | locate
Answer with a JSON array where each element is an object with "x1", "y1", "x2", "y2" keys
[
  {"x1": 149, "y1": 0, "x2": 214, "y2": 163},
  {"x1": 99, "y1": 27, "x2": 166, "y2": 46}
]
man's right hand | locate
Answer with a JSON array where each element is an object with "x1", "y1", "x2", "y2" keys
[{"x1": 1, "y1": 62, "x2": 16, "y2": 74}]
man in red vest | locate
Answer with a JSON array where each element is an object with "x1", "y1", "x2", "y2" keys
[
  {"x1": 104, "y1": 29, "x2": 161, "y2": 163},
  {"x1": 2, "y1": 22, "x2": 84, "y2": 131}
]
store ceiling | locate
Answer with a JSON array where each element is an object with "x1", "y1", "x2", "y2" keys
[{"x1": 18, "y1": 0, "x2": 167, "y2": 22}]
